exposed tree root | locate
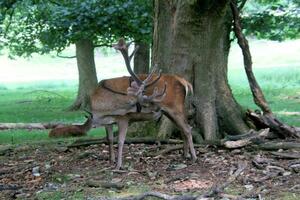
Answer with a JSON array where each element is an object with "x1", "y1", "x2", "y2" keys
[{"x1": 230, "y1": 1, "x2": 300, "y2": 138}]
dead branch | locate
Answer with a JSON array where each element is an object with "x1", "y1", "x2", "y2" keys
[
  {"x1": 270, "y1": 152, "x2": 300, "y2": 159},
  {"x1": 69, "y1": 134, "x2": 300, "y2": 153},
  {"x1": 0, "y1": 123, "x2": 79, "y2": 130},
  {"x1": 258, "y1": 141, "x2": 300, "y2": 150},
  {"x1": 230, "y1": 1, "x2": 300, "y2": 138},
  {"x1": 246, "y1": 110, "x2": 300, "y2": 138},
  {"x1": 224, "y1": 128, "x2": 269, "y2": 148},
  {"x1": 68, "y1": 137, "x2": 184, "y2": 148}
]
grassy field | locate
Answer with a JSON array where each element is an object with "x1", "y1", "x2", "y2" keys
[
  {"x1": 0, "y1": 39, "x2": 299, "y2": 145},
  {"x1": 0, "y1": 83, "x2": 106, "y2": 144}
]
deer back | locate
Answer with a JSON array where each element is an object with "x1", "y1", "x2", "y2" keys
[{"x1": 91, "y1": 74, "x2": 191, "y2": 116}]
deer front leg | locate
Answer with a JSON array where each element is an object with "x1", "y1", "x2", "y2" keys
[
  {"x1": 105, "y1": 125, "x2": 115, "y2": 164},
  {"x1": 116, "y1": 119, "x2": 129, "y2": 170}
]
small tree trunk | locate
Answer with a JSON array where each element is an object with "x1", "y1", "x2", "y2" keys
[
  {"x1": 69, "y1": 39, "x2": 98, "y2": 110},
  {"x1": 134, "y1": 42, "x2": 150, "y2": 74}
]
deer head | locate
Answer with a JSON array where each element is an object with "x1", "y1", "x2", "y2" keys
[{"x1": 113, "y1": 38, "x2": 167, "y2": 105}]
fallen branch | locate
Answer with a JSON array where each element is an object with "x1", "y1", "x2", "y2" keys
[
  {"x1": 246, "y1": 110, "x2": 300, "y2": 138},
  {"x1": 224, "y1": 128, "x2": 269, "y2": 149},
  {"x1": 258, "y1": 141, "x2": 300, "y2": 150},
  {"x1": 0, "y1": 123, "x2": 80, "y2": 130},
  {"x1": 270, "y1": 152, "x2": 300, "y2": 159},
  {"x1": 68, "y1": 137, "x2": 184, "y2": 148},
  {"x1": 69, "y1": 132, "x2": 300, "y2": 154}
]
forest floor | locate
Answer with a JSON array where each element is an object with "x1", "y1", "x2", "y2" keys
[{"x1": 0, "y1": 141, "x2": 299, "y2": 200}]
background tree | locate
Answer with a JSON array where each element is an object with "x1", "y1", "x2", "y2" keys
[{"x1": 0, "y1": 0, "x2": 152, "y2": 110}]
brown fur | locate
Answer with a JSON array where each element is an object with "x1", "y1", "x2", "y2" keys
[
  {"x1": 91, "y1": 74, "x2": 197, "y2": 169},
  {"x1": 49, "y1": 116, "x2": 92, "y2": 138},
  {"x1": 92, "y1": 74, "x2": 191, "y2": 116}
]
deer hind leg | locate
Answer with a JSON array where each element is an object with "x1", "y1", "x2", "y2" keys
[
  {"x1": 105, "y1": 125, "x2": 115, "y2": 164},
  {"x1": 164, "y1": 110, "x2": 197, "y2": 161},
  {"x1": 180, "y1": 132, "x2": 190, "y2": 158},
  {"x1": 116, "y1": 119, "x2": 129, "y2": 170}
]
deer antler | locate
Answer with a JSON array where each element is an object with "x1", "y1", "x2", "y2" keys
[
  {"x1": 139, "y1": 83, "x2": 167, "y2": 103},
  {"x1": 114, "y1": 38, "x2": 167, "y2": 104},
  {"x1": 113, "y1": 38, "x2": 142, "y2": 85}
]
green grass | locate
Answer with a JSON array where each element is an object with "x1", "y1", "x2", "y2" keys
[
  {"x1": 0, "y1": 129, "x2": 105, "y2": 145},
  {"x1": 0, "y1": 39, "x2": 299, "y2": 144},
  {"x1": 0, "y1": 83, "x2": 106, "y2": 144},
  {"x1": 229, "y1": 66, "x2": 300, "y2": 126},
  {"x1": 0, "y1": 65, "x2": 298, "y2": 145}
]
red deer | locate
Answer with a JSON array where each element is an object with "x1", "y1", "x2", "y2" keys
[
  {"x1": 49, "y1": 114, "x2": 93, "y2": 138},
  {"x1": 90, "y1": 39, "x2": 197, "y2": 169}
]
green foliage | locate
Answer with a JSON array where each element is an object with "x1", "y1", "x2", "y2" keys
[
  {"x1": 0, "y1": 0, "x2": 152, "y2": 57},
  {"x1": 241, "y1": 0, "x2": 300, "y2": 40}
]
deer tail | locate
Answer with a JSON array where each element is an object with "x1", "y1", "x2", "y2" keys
[{"x1": 176, "y1": 76, "x2": 194, "y2": 97}]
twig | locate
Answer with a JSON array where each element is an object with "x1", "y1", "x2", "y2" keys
[
  {"x1": 200, "y1": 161, "x2": 247, "y2": 198},
  {"x1": 68, "y1": 137, "x2": 184, "y2": 148}
]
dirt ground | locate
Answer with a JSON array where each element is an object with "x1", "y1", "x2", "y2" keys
[{"x1": 0, "y1": 141, "x2": 299, "y2": 199}]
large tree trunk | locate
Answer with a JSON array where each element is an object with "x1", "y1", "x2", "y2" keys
[
  {"x1": 153, "y1": 0, "x2": 249, "y2": 140},
  {"x1": 133, "y1": 42, "x2": 150, "y2": 74},
  {"x1": 69, "y1": 39, "x2": 98, "y2": 110}
]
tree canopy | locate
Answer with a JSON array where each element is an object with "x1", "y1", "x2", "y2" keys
[
  {"x1": 242, "y1": 0, "x2": 300, "y2": 41},
  {"x1": 0, "y1": 0, "x2": 152, "y2": 57},
  {"x1": 1, "y1": 0, "x2": 299, "y2": 57}
]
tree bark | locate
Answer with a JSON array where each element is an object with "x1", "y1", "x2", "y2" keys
[
  {"x1": 133, "y1": 42, "x2": 150, "y2": 74},
  {"x1": 69, "y1": 39, "x2": 98, "y2": 110},
  {"x1": 152, "y1": 0, "x2": 249, "y2": 140}
]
